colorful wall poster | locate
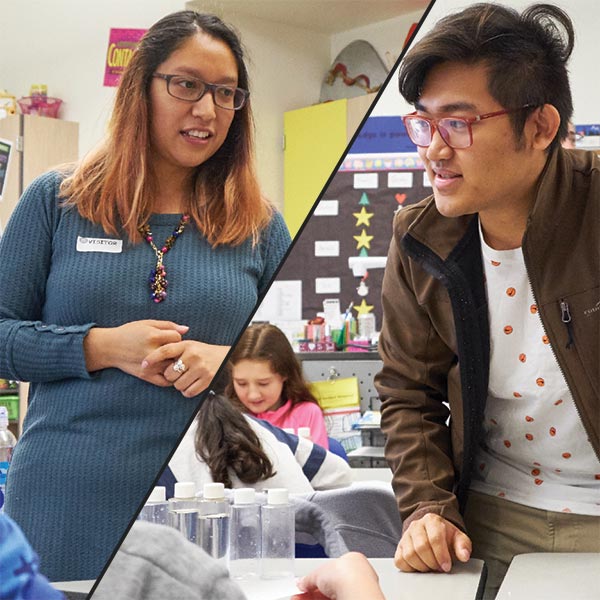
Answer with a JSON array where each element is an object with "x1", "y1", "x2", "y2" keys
[{"x1": 104, "y1": 28, "x2": 147, "y2": 87}]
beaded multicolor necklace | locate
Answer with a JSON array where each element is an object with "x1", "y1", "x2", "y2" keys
[{"x1": 138, "y1": 214, "x2": 190, "y2": 303}]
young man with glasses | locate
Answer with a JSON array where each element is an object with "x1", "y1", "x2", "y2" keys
[{"x1": 375, "y1": 4, "x2": 599, "y2": 597}]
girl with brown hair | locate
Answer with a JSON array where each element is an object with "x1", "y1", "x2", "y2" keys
[
  {"x1": 227, "y1": 323, "x2": 329, "y2": 449},
  {"x1": 0, "y1": 11, "x2": 289, "y2": 581}
]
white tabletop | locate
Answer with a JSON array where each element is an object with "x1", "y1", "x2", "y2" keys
[
  {"x1": 52, "y1": 580, "x2": 94, "y2": 593},
  {"x1": 53, "y1": 558, "x2": 485, "y2": 599},
  {"x1": 347, "y1": 446, "x2": 386, "y2": 458},
  {"x1": 241, "y1": 557, "x2": 486, "y2": 600},
  {"x1": 496, "y1": 553, "x2": 600, "y2": 600},
  {"x1": 351, "y1": 467, "x2": 393, "y2": 483}
]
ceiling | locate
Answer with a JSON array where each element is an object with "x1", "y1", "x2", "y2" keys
[{"x1": 188, "y1": 0, "x2": 430, "y2": 34}]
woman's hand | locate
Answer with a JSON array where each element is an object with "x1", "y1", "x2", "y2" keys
[
  {"x1": 293, "y1": 552, "x2": 385, "y2": 600},
  {"x1": 141, "y1": 340, "x2": 230, "y2": 398},
  {"x1": 84, "y1": 320, "x2": 189, "y2": 386}
]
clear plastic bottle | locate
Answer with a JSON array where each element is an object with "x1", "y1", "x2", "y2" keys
[
  {"x1": 167, "y1": 481, "x2": 198, "y2": 543},
  {"x1": 229, "y1": 488, "x2": 261, "y2": 580},
  {"x1": 197, "y1": 482, "x2": 230, "y2": 562},
  {"x1": 260, "y1": 488, "x2": 295, "y2": 579},
  {"x1": 138, "y1": 486, "x2": 168, "y2": 525},
  {"x1": 0, "y1": 406, "x2": 17, "y2": 513}
]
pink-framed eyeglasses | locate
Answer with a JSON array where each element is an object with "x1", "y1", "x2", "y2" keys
[{"x1": 402, "y1": 105, "x2": 535, "y2": 149}]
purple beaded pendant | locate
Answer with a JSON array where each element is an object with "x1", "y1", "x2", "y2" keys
[
  {"x1": 149, "y1": 260, "x2": 168, "y2": 303},
  {"x1": 139, "y1": 214, "x2": 190, "y2": 303}
]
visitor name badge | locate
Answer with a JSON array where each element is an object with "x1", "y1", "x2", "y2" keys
[{"x1": 76, "y1": 236, "x2": 123, "y2": 253}]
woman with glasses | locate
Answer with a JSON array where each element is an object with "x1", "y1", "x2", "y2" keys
[{"x1": 0, "y1": 11, "x2": 290, "y2": 581}]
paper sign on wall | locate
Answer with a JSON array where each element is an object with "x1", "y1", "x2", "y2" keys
[
  {"x1": 388, "y1": 172, "x2": 414, "y2": 188},
  {"x1": 310, "y1": 377, "x2": 360, "y2": 409},
  {"x1": 315, "y1": 241, "x2": 340, "y2": 257},
  {"x1": 315, "y1": 277, "x2": 340, "y2": 294},
  {"x1": 253, "y1": 280, "x2": 302, "y2": 321},
  {"x1": 104, "y1": 28, "x2": 147, "y2": 87},
  {"x1": 353, "y1": 173, "x2": 378, "y2": 189},
  {"x1": 313, "y1": 200, "x2": 339, "y2": 217}
]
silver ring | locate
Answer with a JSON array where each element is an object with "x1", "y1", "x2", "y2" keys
[{"x1": 173, "y1": 358, "x2": 186, "y2": 374}]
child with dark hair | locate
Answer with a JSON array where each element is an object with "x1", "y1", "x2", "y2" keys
[
  {"x1": 164, "y1": 393, "x2": 351, "y2": 494},
  {"x1": 227, "y1": 323, "x2": 329, "y2": 448}
]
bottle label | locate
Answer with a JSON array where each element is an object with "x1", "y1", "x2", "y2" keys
[{"x1": 0, "y1": 461, "x2": 8, "y2": 485}]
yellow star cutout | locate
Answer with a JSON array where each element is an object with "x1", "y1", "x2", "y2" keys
[
  {"x1": 353, "y1": 207, "x2": 374, "y2": 227},
  {"x1": 353, "y1": 229, "x2": 374, "y2": 250},
  {"x1": 354, "y1": 299, "x2": 374, "y2": 316}
]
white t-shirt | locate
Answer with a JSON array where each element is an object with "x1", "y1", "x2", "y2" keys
[{"x1": 471, "y1": 221, "x2": 600, "y2": 515}]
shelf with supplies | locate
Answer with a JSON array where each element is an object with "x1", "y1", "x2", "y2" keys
[
  {"x1": 297, "y1": 352, "x2": 388, "y2": 468},
  {"x1": 0, "y1": 380, "x2": 20, "y2": 438}
]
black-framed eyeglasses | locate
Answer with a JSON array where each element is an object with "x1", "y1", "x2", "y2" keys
[
  {"x1": 153, "y1": 73, "x2": 249, "y2": 110},
  {"x1": 402, "y1": 105, "x2": 535, "y2": 149}
]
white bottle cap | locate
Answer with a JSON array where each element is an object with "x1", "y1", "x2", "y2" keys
[
  {"x1": 297, "y1": 427, "x2": 311, "y2": 439},
  {"x1": 282, "y1": 428, "x2": 295, "y2": 434},
  {"x1": 234, "y1": 488, "x2": 256, "y2": 505},
  {"x1": 203, "y1": 482, "x2": 225, "y2": 500},
  {"x1": 0, "y1": 406, "x2": 8, "y2": 428},
  {"x1": 147, "y1": 486, "x2": 166, "y2": 503},
  {"x1": 267, "y1": 488, "x2": 289, "y2": 505},
  {"x1": 174, "y1": 481, "x2": 196, "y2": 499}
]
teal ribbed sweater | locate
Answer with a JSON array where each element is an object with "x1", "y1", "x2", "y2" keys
[{"x1": 0, "y1": 171, "x2": 290, "y2": 581}]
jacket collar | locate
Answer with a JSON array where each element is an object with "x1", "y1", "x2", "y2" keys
[
  {"x1": 404, "y1": 147, "x2": 587, "y2": 262},
  {"x1": 525, "y1": 147, "x2": 597, "y2": 253}
]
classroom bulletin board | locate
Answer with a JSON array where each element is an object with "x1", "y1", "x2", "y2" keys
[{"x1": 276, "y1": 116, "x2": 429, "y2": 328}]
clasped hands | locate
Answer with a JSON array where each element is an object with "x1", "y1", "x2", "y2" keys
[{"x1": 84, "y1": 319, "x2": 230, "y2": 398}]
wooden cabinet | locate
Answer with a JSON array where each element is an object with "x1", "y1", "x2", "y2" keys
[
  {"x1": 0, "y1": 114, "x2": 78, "y2": 232},
  {"x1": 0, "y1": 114, "x2": 78, "y2": 435}
]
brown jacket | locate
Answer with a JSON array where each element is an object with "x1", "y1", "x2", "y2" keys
[{"x1": 375, "y1": 148, "x2": 600, "y2": 532}]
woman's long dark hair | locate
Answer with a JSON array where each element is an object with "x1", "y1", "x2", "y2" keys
[{"x1": 194, "y1": 393, "x2": 275, "y2": 487}]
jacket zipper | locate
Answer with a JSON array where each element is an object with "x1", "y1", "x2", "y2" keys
[
  {"x1": 403, "y1": 226, "x2": 489, "y2": 512},
  {"x1": 525, "y1": 267, "x2": 600, "y2": 463},
  {"x1": 560, "y1": 299, "x2": 574, "y2": 349}
]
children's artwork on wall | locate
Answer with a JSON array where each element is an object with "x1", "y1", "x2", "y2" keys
[{"x1": 277, "y1": 115, "x2": 429, "y2": 327}]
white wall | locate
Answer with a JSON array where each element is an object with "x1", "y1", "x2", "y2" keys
[
  {"x1": 237, "y1": 15, "x2": 330, "y2": 208},
  {"x1": 0, "y1": 0, "x2": 188, "y2": 161},
  {"x1": 331, "y1": 9, "x2": 426, "y2": 73},
  {"x1": 375, "y1": 0, "x2": 600, "y2": 123},
  {"x1": 189, "y1": 3, "x2": 331, "y2": 207}
]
